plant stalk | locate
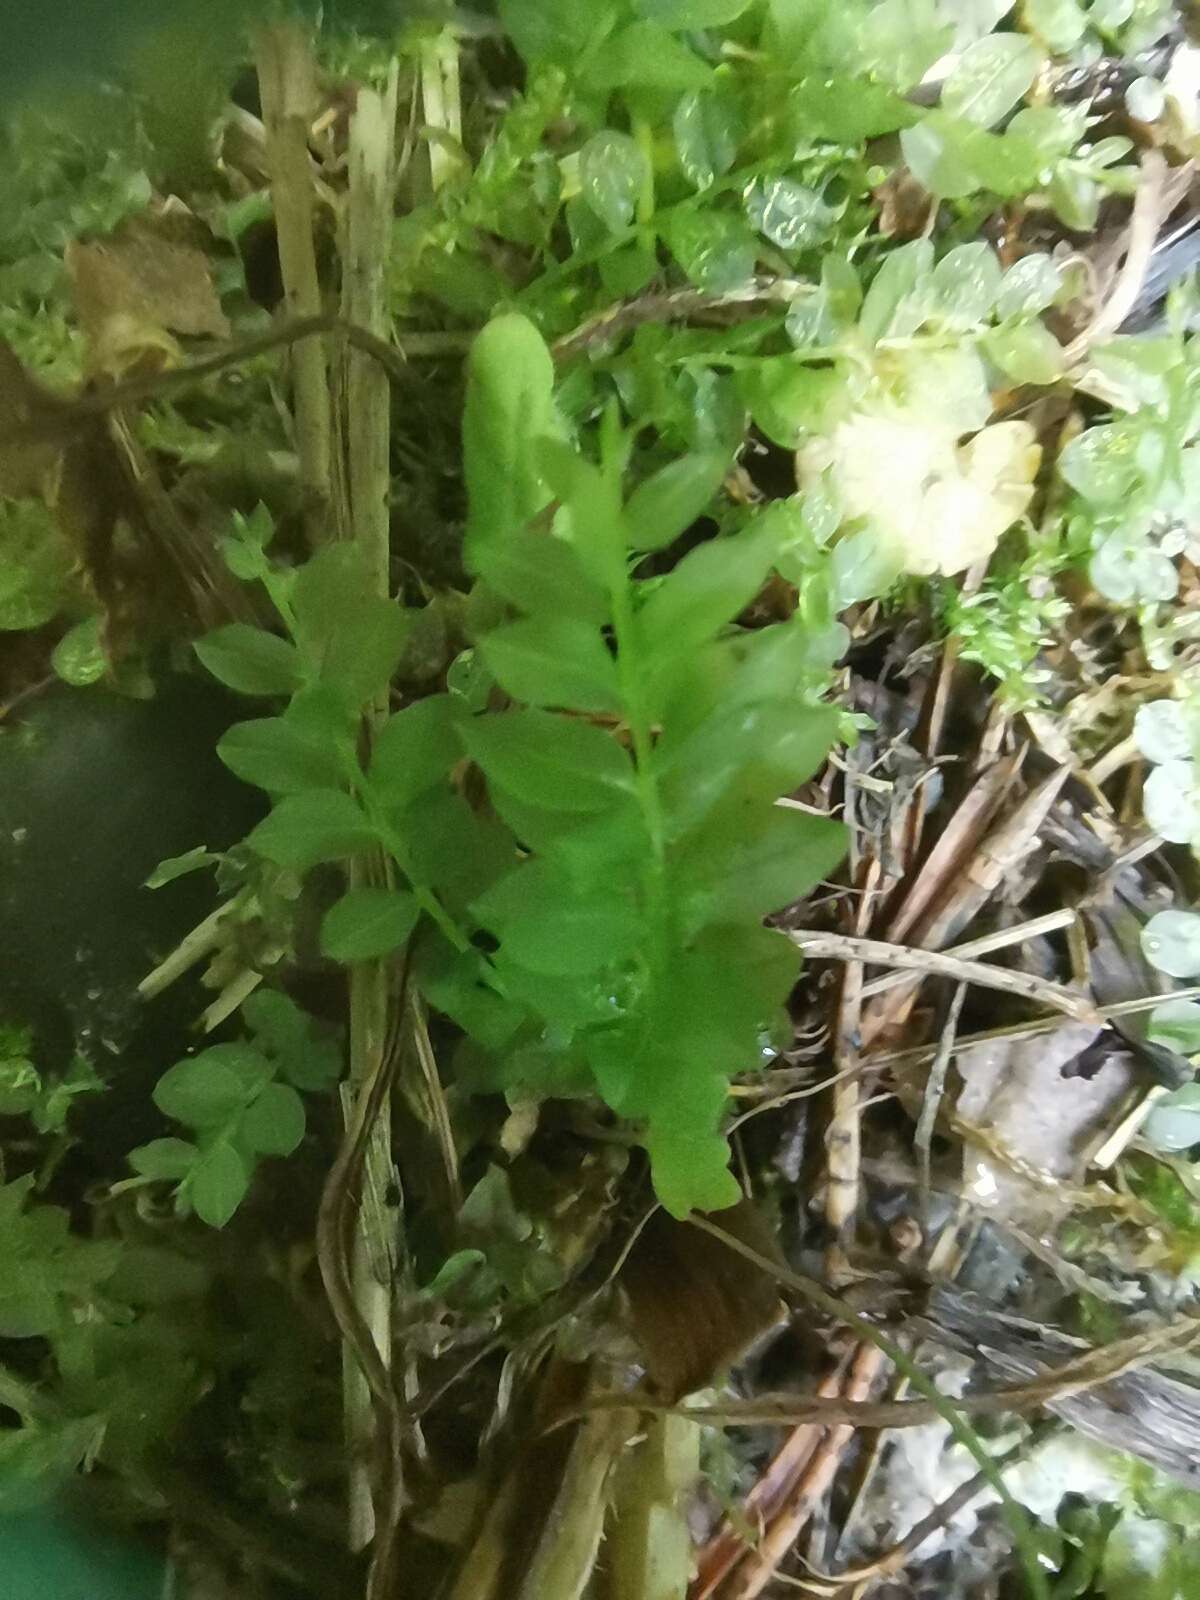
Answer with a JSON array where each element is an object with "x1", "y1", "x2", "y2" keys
[
  {"x1": 255, "y1": 22, "x2": 333, "y2": 547},
  {"x1": 339, "y1": 66, "x2": 403, "y2": 1558},
  {"x1": 419, "y1": 28, "x2": 463, "y2": 195}
]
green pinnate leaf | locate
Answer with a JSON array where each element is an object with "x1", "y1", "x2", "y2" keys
[
  {"x1": 1048, "y1": 164, "x2": 1101, "y2": 230},
  {"x1": 480, "y1": 615, "x2": 621, "y2": 713},
  {"x1": 404, "y1": 788, "x2": 516, "y2": 914},
  {"x1": 646, "y1": 1125, "x2": 741, "y2": 1218},
  {"x1": 859, "y1": 239, "x2": 934, "y2": 343},
  {"x1": 857, "y1": 0, "x2": 953, "y2": 91},
  {"x1": 458, "y1": 708, "x2": 635, "y2": 813},
  {"x1": 625, "y1": 451, "x2": 731, "y2": 552},
  {"x1": 246, "y1": 790, "x2": 380, "y2": 871},
  {"x1": 1024, "y1": 0, "x2": 1087, "y2": 52},
  {"x1": 788, "y1": 77, "x2": 919, "y2": 142},
  {"x1": 638, "y1": 525, "x2": 783, "y2": 690},
  {"x1": 634, "y1": 0, "x2": 749, "y2": 22},
  {"x1": 320, "y1": 888, "x2": 420, "y2": 961},
  {"x1": 291, "y1": 545, "x2": 411, "y2": 711},
  {"x1": 655, "y1": 701, "x2": 839, "y2": 837},
  {"x1": 241, "y1": 990, "x2": 342, "y2": 1091},
  {"x1": 502, "y1": 895, "x2": 640, "y2": 977},
  {"x1": 739, "y1": 360, "x2": 846, "y2": 450},
  {"x1": 584, "y1": 21, "x2": 713, "y2": 91},
  {"x1": 475, "y1": 861, "x2": 641, "y2": 976},
  {"x1": 370, "y1": 696, "x2": 464, "y2": 810},
  {"x1": 156, "y1": 1044, "x2": 272, "y2": 1119},
  {"x1": 217, "y1": 716, "x2": 349, "y2": 794},
  {"x1": 473, "y1": 530, "x2": 609, "y2": 622},
  {"x1": 745, "y1": 178, "x2": 834, "y2": 252},
  {"x1": 464, "y1": 314, "x2": 561, "y2": 564},
  {"x1": 931, "y1": 243, "x2": 1002, "y2": 327},
  {"x1": 677, "y1": 806, "x2": 847, "y2": 933},
  {"x1": 657, "y1": 924, "x2": 801, "y2": 1069},
  {"x1": 153, "y1": 1056, "x2": 259, "y2": 1130},
  {"x1": 900, "y1": 112, "x2": 1043, "y2": 201},
  {"x1": 194, "y1": 625, "x2": 304, "y2": 696},
  {"x1": 663, "y1": 209, "x2": 757, "y2": 293},
  {"x1": 499, "y1": 0, "x2": 618, "y2": 63}
]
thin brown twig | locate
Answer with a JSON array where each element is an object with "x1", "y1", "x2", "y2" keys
[
  {"x1": 790, "y1": 931, "x2": 1099, "y2": 1022},
  {"x1": 720, "y1": 1345, "x2": 886, "y2": 1600},
  {"x1": 883, "y1": 751, "x2": 1025, "y2": 946},
  {"x1": 315, "y1": 947, "x2": 414, "y2": 1600},
  {"x1": 799, "y1": 1428, "x2": 1050, "y2": 1592},
  {"x1": 863, "y1": 985, "x2": 1200, "y2": 1074},
  {"x1": 551, "y1": 278, "x2": 811, "y2": 361},
  {"x1": 0, "y1": 314, "x2": 468, "y2": 450},
  {"x1": 859, "y1": 909, "x2": 1078, "y2": 1000},
  {"x1": 915, "y1": 982, "x2": 967, "y2": 1225},
  {"x1": 825, "y1": 765, "x2": 877, "y2": 1285},
  {"x1": 1066, "y1": 149, "x2": 1170, "y2": 362},
  {"x1": 572, "y1": 1312, "x2": 1200, "y2": 1431},
  {"x1": 689, "y1": 1362, "x2": 853, "y2": 1600}
]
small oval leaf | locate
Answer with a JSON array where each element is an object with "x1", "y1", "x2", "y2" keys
[
  {"x1": 194, "y1": 625, "x2": 304, "y2": 696},
  {"x1": 320, "y1": 888, "x2": 420, "y2": 962},
  {"x1": 190, "y1": 1140, "x2": 250, "y2": 1229}
]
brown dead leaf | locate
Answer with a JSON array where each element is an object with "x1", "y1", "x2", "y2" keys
[
  {"x1": 619, "y1": 1203, "x2": 786, "y2": 1402},
  {"x1": 872, "y1": 168, "x2": 933, "y2": 240},
  {"x1": 67, "y1": 210, "x2": 229, "y2": 380}
]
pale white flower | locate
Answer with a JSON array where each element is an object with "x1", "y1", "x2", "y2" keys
[{"x1": 805, "y1": 410, "x2": 1041, "y2": 578}]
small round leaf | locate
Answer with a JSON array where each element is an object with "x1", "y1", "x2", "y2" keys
[
  {"x1": 1143, "y1": 1085, "x2": 1200, "y2": 1154},
  {"x1": 1135, "y1": 701, "x2": 1195, "y2": 765},
  {"x1": 1142, "y1": 910, "x2": 1200, "y2": 979},
  {"x1": 1143, "y1": 763, "x2": 1200, "y2": 846},
  {"x1": 239, "y1": 1083, "x2": 306, "y2": 1157}
]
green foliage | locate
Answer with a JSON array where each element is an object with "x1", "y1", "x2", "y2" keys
[
  {"x1": 0, "y1": 501, "x2": 77, "y2": 631},
  {"x1": 186, "y1": 314, "x2": 846, "y2": 1216},
  {"x1": 2, "y1": 1, "x2": 1196, "y2": 1576},
  {"x1": 1059, "y1": 336, "x2": 1200, "y2": 608},
  {"x1": 1133, "y1": 695, "x2": 1200, "y2": 848},
  {"x1": 0, "y1": 1024, "x2": 102, "y2": 1134},
  {"x1": 130, "y1": 990, "x2": 340, "y2": 1228},
  {"x1": 939, "y1": 547, "x2": 1071, "y2": 709},
  {"x1": 0, "y1": 1176, "x2": 121, "y2": 1338},
  {"x1": 455, "y1": 315, "x2": 846, "y2": 1214}
]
